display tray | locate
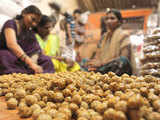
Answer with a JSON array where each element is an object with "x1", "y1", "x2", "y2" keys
[{"x1": 0, "y1": 97, "x2": 31, "y2": 120}]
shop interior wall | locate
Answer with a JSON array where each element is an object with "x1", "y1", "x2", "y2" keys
[{"x1": 78, "y1": 0, "x2": 158, "y2": 12}]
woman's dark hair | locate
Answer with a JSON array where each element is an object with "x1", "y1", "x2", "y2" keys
[
  {"x1": 33, "y1": 15, "x2": 56, "y2": 33},
  {"x1": 49, "y1": 2, "x2": 61, "y2": 13},
  {"x1": 38, "y1": 15, "x2": 57, "y2": 27},
  {"x1": 73, "y1": 9, "x2": 82, "y2": 14},
  {"x1": 100, "y1": 16, "x2": 107, "y2": 35},
  {"x1": 50, "y1": 15, "x2": 57, "y2": 25},
  {"x1": 16, "y1": 5, "x2": 42, "y2": 20},
  {"x1": 106, "y1": 8, "x2": 123, "y2": 23}
]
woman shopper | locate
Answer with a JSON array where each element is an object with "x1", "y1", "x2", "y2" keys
[
  {"x1": 36, "y1": 15, "x2": 80, "y2": 72},
  {"x1": 0, "y1": 5, "x2": 55, "y2": 75},
  {"x1": 86, "y1": 8, "x2": 133, "y2": 76}
]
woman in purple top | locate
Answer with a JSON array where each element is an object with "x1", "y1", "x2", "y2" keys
[{"x1": 0, "y1": 5, "x2": 54, "y2": 75}]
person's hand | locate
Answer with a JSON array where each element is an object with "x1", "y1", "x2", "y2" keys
[
  {"x1": 29, "y1": 63, "x2": 43, "y2": 74},
  {"x1": 56, "y1": 57, "x2": 65, "y2": 62},
  {"x1": 66, "y1": 38, "x2": 72, "y2": 45},
  {"x1": 88, "y1": 67, "x2": 97, "y2": 71},
  {"x1": 94, "y1": 61, "x2": 102, "y2": 67},
  {"x1": 52, "y1": 56, "x2": 64, "y2": 61},
  {"x1": 86, "y1": 59, "x2": 102, "y2": 67},
  {"x1": 65, "y1": 58, "x2": 74, "y2": 68}
]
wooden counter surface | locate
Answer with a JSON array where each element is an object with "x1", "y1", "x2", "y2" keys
[{"x1": 0, "y1": 97, "x2": 32, "y2": 120}]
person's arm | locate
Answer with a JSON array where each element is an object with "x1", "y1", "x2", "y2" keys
[
  {"x1": 66, "y1": 23, "x2": 73, "y2": 45},
  {"x1": 52, "y1": 56, "x2": 65, "y2": 61},
  {"x1": 84, "y1": 43, "x2": 103, "y2": 68},
  {"x1": 119, "y1": 36, "x2": 131, "y2": 60},
  {"x1": 120, "y1": 45, "x2": 130, "y2": 60},
  {"x1": 76, "y1": 25, "x2": 85, "y2": 35},
  {"x1": 5, "y1": 28, "x2": 43, "y2": 73}
]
